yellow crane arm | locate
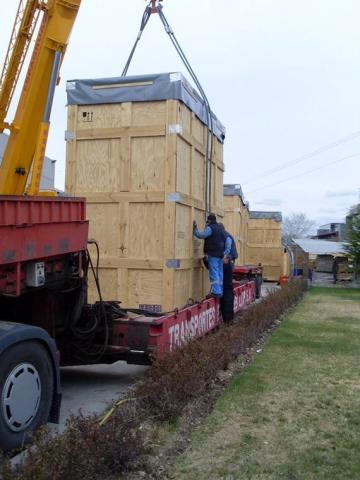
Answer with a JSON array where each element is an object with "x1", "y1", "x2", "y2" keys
[
  {"x1": 0, "y1": 0, "x2": 81, "y2": 196},
  {"x1": 0, "y1": 0, "x2": 41, "y2": 133}
]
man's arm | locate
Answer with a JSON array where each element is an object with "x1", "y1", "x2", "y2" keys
[
  {"x1": 193, "y1": 224, "x2": 212, "y2": 239},
  {"x1": 224, "y1": 235, "x2": 232, "y2": 257}
]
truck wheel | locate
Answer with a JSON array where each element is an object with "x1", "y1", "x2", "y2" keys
[{"x1": 0, "y1": 341, "x2": 54, "y2": 452}]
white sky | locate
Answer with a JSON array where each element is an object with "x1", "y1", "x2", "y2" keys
[{"x1": 1, "y1": 0, "x2": 359, "y2": 229}]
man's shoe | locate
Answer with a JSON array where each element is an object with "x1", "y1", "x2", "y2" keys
[{"x1": 206, "y1": 293, "x2": 222, "y2": 299}]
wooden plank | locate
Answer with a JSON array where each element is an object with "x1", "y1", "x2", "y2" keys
[
  {"x1": 162, "y1": 100, "x2": 177, "y2": 310},
  {"x1": 65, "y1": 105, "x2": 78, "y2": 193},
  {"x1": 75, "y1": 125, "x2": 166, "y2": 140},
  {"x1": 83, "y1": 192, "x2": 164, "y2": 203}
]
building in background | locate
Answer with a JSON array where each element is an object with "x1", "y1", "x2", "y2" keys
[
  {"x1": 289, "y1": 238, "x2": 348, "y2": 277},
  {"x1": 0, "y1": 133, "x2": 56, "y2": 190},
  {"x1": 312, "y1": 222, "x2": 346, "y2": 242}
]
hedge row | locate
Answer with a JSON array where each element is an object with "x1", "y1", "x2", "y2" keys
[{"x1": 0, "y1": 279, "x2": 307, "y2": 480}]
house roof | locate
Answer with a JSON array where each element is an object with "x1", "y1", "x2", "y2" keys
[
  {"x1": 293, "y1": 238, "x2": 346, "y2": 255},
  {"x1": 224, "y1": 184, "x2": 243, "y2": 197}
]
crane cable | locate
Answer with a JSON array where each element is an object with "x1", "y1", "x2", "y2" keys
[{"x1": 122, "y1": 0, "x2": 214, "y2": 218}]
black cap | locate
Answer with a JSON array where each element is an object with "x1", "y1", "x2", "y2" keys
[{"x1": 207, "y1": 213, "x2": 216, "y2": 223}]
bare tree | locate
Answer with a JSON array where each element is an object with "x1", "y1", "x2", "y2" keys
[{"x1": 282, "y1": 212, "x2": 316, "y2": 243}]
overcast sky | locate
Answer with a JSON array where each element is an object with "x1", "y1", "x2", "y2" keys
[{"x1": 1, "y1": 0, "x2": 359, "y2": 229}]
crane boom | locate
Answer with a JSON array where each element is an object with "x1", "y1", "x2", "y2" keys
[
  {"x1": 0, "y1": 0, "x2": 41, "y2": 133},
  {"x1": 0, "y1": 0, "x2": 81, "y2": 195}
]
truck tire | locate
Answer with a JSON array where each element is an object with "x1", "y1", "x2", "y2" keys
[{"x1": 0, "y1": 341, "x2": 54, "y2": 452}]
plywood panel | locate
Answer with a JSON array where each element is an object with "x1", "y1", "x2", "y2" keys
[
  {"x1": 192, "y1": 267, "x2": 204, "y2": 301},
  {"x1": 178, "y1": 102, "x2": 191, "y2": 136},
  {"x1": 88, "y1": 268, "x2": 119, "y2": 304},
  {"x1": 128, "y1": 203, "x2": 164, "y2": 260},
  {"x1": 192, "y1": 114, "x2": 205, "y2": 144},
  {"x1": 131, "y1": 137, "x2": 165, "y2": 191},
  {"x1": 128, "y1": 269, "x2": 163, "y2": 307},
  {"x1": 192, "y1": 150, "x2": 205, "y2": 200},
  {"x1": 75, "y1": 139, "x2": 121, "y2": 193},
  {"x1": 247, "y1": 229, "x2": 264, "y2": 244},
  {"x1": 132, "y1": 101, "x2": 166, "y2": 125},
  {"x1": 87, "y1": 203, "x2": 119, "y2": 258},
  {"x1": 174, "y1": 269, "x2": 191, "y2": 308}
]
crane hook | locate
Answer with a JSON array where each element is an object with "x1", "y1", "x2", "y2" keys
[{"x1": 148, "y1": 0, "x2": 163, "y2": 14}]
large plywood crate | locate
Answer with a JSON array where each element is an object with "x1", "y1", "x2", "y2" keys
[
  {"x1": 223, "y1": 184, "x2": 249, "y2": 264},
  {"x1": 65, "y1": 73, "x2": 225, "y2": 311},
  {"x1": 245, "y1": 212, "x2": 284, "y2": 281}
]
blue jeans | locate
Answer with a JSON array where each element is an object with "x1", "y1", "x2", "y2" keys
[{"x1": 208, "y1": 256, "x2": 223, "y2": 296}]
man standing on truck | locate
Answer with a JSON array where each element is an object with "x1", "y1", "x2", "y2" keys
[
  {"x1": 193, "y1": 214, "x2": 228, "y2": 298},
  {"x1": 218, "y1": 223, "x2": 238, "y2": 290},
  {"x1": 218, "y1": 223, "x2": 238, "y2": 321}
]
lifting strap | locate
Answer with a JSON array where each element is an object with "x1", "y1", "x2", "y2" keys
[{"x1": 122, "y1": 0, "x2": 214, "y2": 218}]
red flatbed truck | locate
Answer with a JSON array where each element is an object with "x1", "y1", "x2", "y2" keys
[{"x1": 0, "y1": 0, "x2": 259, "y2": 451}]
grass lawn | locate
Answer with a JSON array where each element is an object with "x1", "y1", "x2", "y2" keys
[{"x1": 170, "y1": 287, "x2": 360, "y2": 480}]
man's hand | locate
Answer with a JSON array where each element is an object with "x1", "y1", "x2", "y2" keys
[
  {"x1": 223, "y1": 256, "x2": 230, "y2": 264},
  {"x1": 193, "y1": 220, "x2": 197, "y2": 231}
]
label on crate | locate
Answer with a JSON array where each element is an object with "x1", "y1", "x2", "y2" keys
[
  {"x1": 166, "y1": 259, "x2": 181, "y2": 269},
  {"x1": 139, "y1": 304, "x2": 162, "y2": 314}
]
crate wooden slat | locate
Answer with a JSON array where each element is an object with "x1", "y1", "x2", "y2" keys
[{"x1": 66, "y1": 77, "x2": 224, "y2": 311}]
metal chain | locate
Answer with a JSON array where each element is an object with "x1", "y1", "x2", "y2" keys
[{"x1": 121, "y1": 1, "x2": 214, "y2": 217}]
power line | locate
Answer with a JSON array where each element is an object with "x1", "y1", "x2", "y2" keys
[
  {"x1": 242, "y1": 130, "x2": 360, "y2": 185},
  {"x1": 247, "y1": 152, "x2": 360, "y2": 194}
]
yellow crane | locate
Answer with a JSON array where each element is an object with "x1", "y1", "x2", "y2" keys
[{"x1": 0, "y1": 0, "x2": 81, "y2": 196}]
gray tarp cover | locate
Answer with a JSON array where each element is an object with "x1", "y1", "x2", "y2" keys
[
  {"x1": 66, "y1": 72, "x2": 225, "y2": 143},
  {"x1": 250, "y1": 211, "x2": 283, "y2": 222}
]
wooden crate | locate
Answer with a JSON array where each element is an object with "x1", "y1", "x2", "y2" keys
[
  {"x1": 65, "y1": 75, "x2": 224, "y2": 311},
  {"x1": 245, "y1": 213, "x2": 284, "y2": 281},
  {"x1": 223, "y1": 185, "x2": 249, "y2": 264}
]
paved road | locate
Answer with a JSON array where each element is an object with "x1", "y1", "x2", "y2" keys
[
  {"x1": 261, "y1": 281, "x2": 280, "y2": 296},
  {"x1": 10, "y1": 362, "x2": 148, "y2": 464},
  {"x1": 57, "y1": 362, "x2": 148, "y2": 429}
]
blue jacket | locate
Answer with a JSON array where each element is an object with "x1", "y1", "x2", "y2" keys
[{"x1": 226, "y1": 233, "x2": 238, "y2": 260}]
